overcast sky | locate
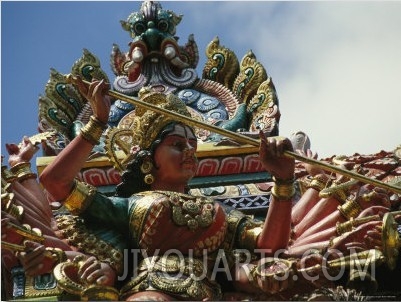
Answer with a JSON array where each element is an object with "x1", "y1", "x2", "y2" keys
[{"x1": 2, "y1": 1, "x2": 401, "y2": 167}]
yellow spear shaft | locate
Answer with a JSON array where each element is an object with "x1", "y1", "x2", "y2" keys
[
  {"x1": 73, "y1": 77, "x2": 401, "y2": 194},
  {"x1": 107, "y1": 89, "x2": 400, "y2": 194}
]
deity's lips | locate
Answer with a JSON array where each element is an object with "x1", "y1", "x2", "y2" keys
[{"x1": 181, "y1": 157, "x2": 198, "y2": 167}]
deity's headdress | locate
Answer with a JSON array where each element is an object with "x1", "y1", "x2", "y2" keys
[{"x1": 105, "y1": 88, "x2": 192, "y2": 172}]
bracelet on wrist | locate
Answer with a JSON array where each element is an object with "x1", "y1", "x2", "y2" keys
[
  {"x1": 1, "y1": 192, "x2": 24, "y2": 221},
  {"x1": 45, "y1": 247, "x2": 67, "y2": 265},
  {"x1": 2, "y1": 165, "x2": 17, "y2": 183},
  {"x1": 307, "y1": 174, "x2": 330, "y2": 191},
  {"x1": 80, "y1": 116, "x2": 107, "y2": 145},
  {"x1": 64, "y1": 179, "x2": 97, "y2": 215},
  {"x1": 335, "y1": 219, "x2": 354, "y2": 235},
  {"x1": 271, "y1": 176, "x2": 295, "y2": 201},
  {"x1": 272, "y1": 176, "x2": 295, "y2": 185},
  {"x1": 9, "y1": 162, "x2": 37, "y2": 182},
  {"x1": 337, "y1": 197, "x2": 362, "y2": 220}
]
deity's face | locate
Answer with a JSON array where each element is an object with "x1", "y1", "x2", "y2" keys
[{"x1": 153, "y1": 124, "x2": 198, "y2": 187}]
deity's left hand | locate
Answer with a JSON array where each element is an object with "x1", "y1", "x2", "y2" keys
[
  {"x1": 71, "y1": 76, "x2": 111, "y2": 124},
  {"x1": 258, "y1": 131, "x2": 295, "y2": 180}
]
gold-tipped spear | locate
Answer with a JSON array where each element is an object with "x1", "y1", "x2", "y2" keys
[{"x1": 70, "y1": 76, "x2": 401, "y2": 194}]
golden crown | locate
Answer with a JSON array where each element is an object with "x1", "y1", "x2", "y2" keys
[
  {"x1": 105, "y1": 88, "x2": 191, "y2": 172},
  {"x1": 132, "y1": 89, "x2": 191, "y2": 149}
]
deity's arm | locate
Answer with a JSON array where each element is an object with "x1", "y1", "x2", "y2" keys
[
  {"x1": 60, "y1": 183, "x2": 129, "y2": 236},
  {"x1": 255, "y1": 132, "x2": 295, "y2": 254},
  {"x1": 5, "y1": 136, "x2": 52, "y2": 224},
  {"x1": 40, "y1": 78, "x2": 110, "y2": 201},
  {"x1": 39, "y1": 132, "x2": 104, "y2": 201},
  {"x1": 256, "y1": 195, "x2": 292, "y2": 254},
  {"x1": 50, "y1": 188, "x2": 129, "y2": 276}
]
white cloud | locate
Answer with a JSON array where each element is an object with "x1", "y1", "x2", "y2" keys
[{"x1": 206, "y1": 2, "x2": 401, "y2": 157}]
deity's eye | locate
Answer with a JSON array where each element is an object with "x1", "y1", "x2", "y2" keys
[
  {"x1": 173, "y1": 141, "x2": 186, "y2": 150},
  {"x1": 158, "y1": 19, "x2": 169, "y2": 32},
  {"x1": 133, "y1": 22, "x2": 146, "y2": 35}
]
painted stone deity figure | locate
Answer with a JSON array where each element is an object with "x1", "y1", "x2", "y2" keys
[{"x1": 39, "y1": 79, "x2": 296, "y2": 300}]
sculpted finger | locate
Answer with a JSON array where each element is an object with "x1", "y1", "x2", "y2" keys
[
  {"x1": 71, "y1": 75, "x2": 88, "y2": 95},
  {"x1": 92, "y1": 79, "x2": 104, "y2": 98},
  {"x1": 95, "y1": 275, "x2": 109, "y2": 285},
  {"x1": 276, "y1": 138, "x2": 289, "y2": 156},
  {"x1": 23, "y1": 136, "x2": 31, "y2": 145},
  {"x1": 23, "y1": 240, "x2": 43, "y2": 252},
  {"x1": 78, "y1": 256, "x2": 95, "y2": 275},
  {"x1": 80, "y1": 258, "x2": 101, "y2": 279},
  {"x1": 5, "y1": 143, "x2": 18, "y2": 155},
  {"x1": 86, "y1": 269, "x2": 105, "y2": 284},
  {"x1": 345, "y1": 241, "x2": 365, "y2": 249},
  {"x1": 259, "y1": 130, "x2": 267, "y2": 143},
  {"x1": 267, "y1": 138, "x2": 277, "y2": 156}
]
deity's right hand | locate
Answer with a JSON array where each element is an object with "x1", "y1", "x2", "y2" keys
[
  {"x1": 331, "y1": 220, "x2": 383, "y2": 253},
  {"x1": 357, "y1": 205, "x2": 389, "y2": 219}
]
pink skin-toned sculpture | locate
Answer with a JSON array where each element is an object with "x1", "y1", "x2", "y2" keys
[{"x1": 2, "y1": 137, "x2": 116, "y2": 286}]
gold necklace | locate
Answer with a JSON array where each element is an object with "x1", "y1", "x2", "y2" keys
[{"x1": 153, "y1": 191, "x2": 215, "y2": 231}]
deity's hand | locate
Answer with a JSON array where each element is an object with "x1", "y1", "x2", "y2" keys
[
  {"x1": 78, "y1": 256, "x2": 116, "y2": 287},
  {"x1": 356, "y1": 186, "x2": 391, "y2": 211},
  {"x1": 296, "y1": 149, "x2": 324, "y2": 176},
  {"x1": 258, "y1": 131, "x2": 295, "y2": 180},
  {"x1": 1, "y1": 215, "x2": 23, "y2": 244},
  {"x1": 71, "y1": 76, "x2": 111, "y2": 124},
  {"x1": 6, "y1": 136, "x2": 39, "y2": 167},
  {"x1": 330, "y1": 220, "x2": 382, "y2": 253},
  {"x1": 297, "y1": 252, "x2": 324, "y2": 270},
  {"x1": 252, "y1": 257, "x2": 294, "y2": 294},
  {"x1": 16, "y1": 241, "x2": 57, "y2": 276}
]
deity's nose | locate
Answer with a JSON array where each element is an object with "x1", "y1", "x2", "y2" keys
[{"x1": 183, "y1": 141, "x2": 196, "y2": 155}]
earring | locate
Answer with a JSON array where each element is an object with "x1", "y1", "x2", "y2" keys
[
  {"x1": 141, "y1": 160, "x2": 154, "y2": 185},
  {"x1": 140, "y1": 160, "x2": 153, "y2": 174},
  {"x1": 144, "y1": 174, "x2": 155, "y2": 184}
]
